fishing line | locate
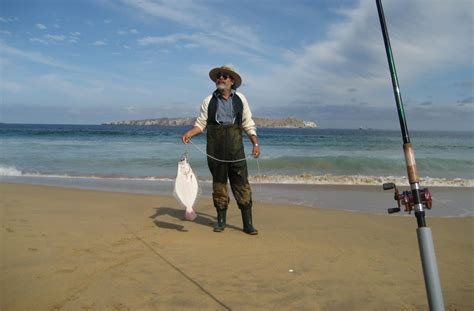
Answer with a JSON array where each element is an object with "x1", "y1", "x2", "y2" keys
[
  {"x1": 189, "y1": 140, "x2": 254, "y2": 163},
  {"x1": 187, "y1": 139, "x2": 263, "y2": 191},
  {"x1": 121, "y1": 223, "x2": 232, "y2": 311}
]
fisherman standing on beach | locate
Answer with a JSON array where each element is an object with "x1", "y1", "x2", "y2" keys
[{"x1": 181, "y1": 65, "x2": 260, "y2": 235}]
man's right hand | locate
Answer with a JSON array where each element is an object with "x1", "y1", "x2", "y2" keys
[
  {"x1": 181, "y1": 126, "x2": 203, "y2": 144},
  {"x1": 181, "y1": 133, "x2": 190, "y2": 144}
]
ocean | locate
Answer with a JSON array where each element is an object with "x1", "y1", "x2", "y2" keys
[{"x1": 1, "y1": 124, "x2": 473, "y2": 216}]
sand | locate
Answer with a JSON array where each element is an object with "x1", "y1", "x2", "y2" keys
[{"x1": 1, "y1": 183, "x2": 472, "y2": 310}]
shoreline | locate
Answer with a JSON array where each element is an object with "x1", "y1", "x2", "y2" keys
[
  {"x1": 1, "y1": 183, "x2": 472, "y2": 310},
  {"x1": 1, "y1": 177, "x2": 472, "y2": 217}
]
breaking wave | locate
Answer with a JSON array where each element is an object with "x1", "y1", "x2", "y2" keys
[
  {"x1": 248, "y1": 173, "x2": 473, "y2": 187},
  {"x1": 2, "y1": 165, "x2": 471, "y2": 187}
]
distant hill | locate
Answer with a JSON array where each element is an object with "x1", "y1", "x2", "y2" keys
[{"x1": 103, "y1": 117, "x2": 317, "y2": 128}]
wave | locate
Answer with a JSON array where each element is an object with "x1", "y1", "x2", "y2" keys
[
  {"x1": 2, "y1": 165, "x2": 472, "y2": 188},
  {"x1": 0, "y1": 165, "x2": 174, "y2": 182},
  {"x1": 253, "y1": 155, "x2": 474, "y2": 179},
  {"x1": 249, "y1": 174, "x2": 473, "y2": 187}
]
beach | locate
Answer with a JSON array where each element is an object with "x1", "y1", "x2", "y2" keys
[{"x1": 1, "y1": 183, "x2": 472, "y2": 310}]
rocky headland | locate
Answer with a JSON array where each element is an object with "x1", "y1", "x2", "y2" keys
[{"x1": 102, "y1": 117, "x2": 317, "y2": 128}]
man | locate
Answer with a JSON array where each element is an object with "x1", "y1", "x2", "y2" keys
[{"x1": 181, "y1": 65, "x2": 260, "y2": 235}]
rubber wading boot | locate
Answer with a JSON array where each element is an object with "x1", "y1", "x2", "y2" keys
[
  {"x1": 213, "y1": 208, "x2": 227, "y2": 232},
  {"x1": 241, "y1": 208, "x2": 258, "y2": 235}
]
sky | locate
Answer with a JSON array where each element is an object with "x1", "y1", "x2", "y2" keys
[{"x1": 0, "y1": 0, "x2": 472, "y2": 130}]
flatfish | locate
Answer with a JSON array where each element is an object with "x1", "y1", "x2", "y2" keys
[{"x1": 173, "y1": 157, "x2": 198, "y2": 221}]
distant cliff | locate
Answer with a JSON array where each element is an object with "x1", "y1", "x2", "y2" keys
[{"x1": 102, "y1": 117, "x2": 317, "y2": 128}]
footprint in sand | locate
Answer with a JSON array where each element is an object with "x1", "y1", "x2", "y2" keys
[
  {"x1": 6, "y1": 227, "x2": 14, "y2": 233},
  {"x1": 28, "y1": 248, "x2": 38, "y2": 252}
]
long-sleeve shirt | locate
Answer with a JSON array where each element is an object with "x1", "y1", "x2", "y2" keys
[{"x1": 194, "y1": 91, "x2": 257, "y2": 136}]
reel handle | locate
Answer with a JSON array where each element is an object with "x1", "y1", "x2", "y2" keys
[
  {"x1": 383, "y1": 182, "x2": 396, "y2": 190},
  {"x1": 388, "y1": 207, "x2": 401, "y2": 214}
]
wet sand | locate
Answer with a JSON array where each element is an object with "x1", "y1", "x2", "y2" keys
[{"x1": 1, "y1": 183, "x2": 472, "y2": 310}]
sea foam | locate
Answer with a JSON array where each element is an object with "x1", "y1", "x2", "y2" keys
[
  {"x1": 0, "y1": 165, "x2": 23, "y2": 176},
  {"x1": 248, "y1": 173, "x2": 473, "y2": 187}
]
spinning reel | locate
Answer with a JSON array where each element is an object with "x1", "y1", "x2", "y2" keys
[{"x1": 382, "y1": 182, "x2": 432, "y2": 214}]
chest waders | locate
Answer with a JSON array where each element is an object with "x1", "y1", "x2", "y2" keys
[{"x1": 206, "y1": 99, "x2": 258, "y2": 235}]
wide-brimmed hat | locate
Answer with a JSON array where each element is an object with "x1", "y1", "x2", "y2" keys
[{"x1": 209, "y1": 65, "x2": 242, "y2": 89}]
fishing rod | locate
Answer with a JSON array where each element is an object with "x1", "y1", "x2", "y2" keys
[{"x1": 375, "y1": 0, "x2": 445, "y2": 310}]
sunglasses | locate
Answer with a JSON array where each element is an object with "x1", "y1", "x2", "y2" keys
[{"x1": 216, "y1": 73, "x2": 231, "y2": 80}]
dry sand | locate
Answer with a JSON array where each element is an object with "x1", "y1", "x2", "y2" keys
[{"x1": 1, "y1": 183, "x2": 472, "y2": 310}]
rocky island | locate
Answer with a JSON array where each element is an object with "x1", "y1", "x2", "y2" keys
[{"x1": 103, "y1": 117, "x2": 317, "y2": 128}]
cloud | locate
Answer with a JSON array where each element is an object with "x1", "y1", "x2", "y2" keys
[
  {"x1": 0, "y1": 17, "x2": 18, "y2": 23},
  {"x1": 458, "y1": 96, "x2": 474, "y2": 105},
  {"x1": 120, "y1": 0, "x2": 206, "y2": 28},
  {"x1": 251, "y1": 99, "x2": 473, "y2": 130},
  {"x1": 94, "y1": 40, "x2": 107, "y2": 46},
  {"x1": 29, "y1": 37, "x2": 48, "y2": 44},
  {"x1": 29, "y1": 33, "x2": 78, "y2": 44},
  {"x1": 138, "y1": 33, "x2": 188, "y2": 45},
  {"x1": 117, "y1": 28, "x2": 139, "y2": 35},
  {"x1": 36, "y1": 23, "x2": 47, "y2": 30},
  {"x1": 1, "y1": 41, "x2": 86, "y2": 72},
  {"x1": 243, "y1": 0, "x2": 473, "y2": 113},
  {"x1": 0, "y1": 30, "x2": 12, "y2": 36},
  {"x1": 122, "y1": 0, "x2": 266, "y2": 55},
  {"x1": 44, "y1": 34, "x2": 66, "y2": 41},
  {"x1": 104, "y1": 19, "x2": 111, "y2": 24}
]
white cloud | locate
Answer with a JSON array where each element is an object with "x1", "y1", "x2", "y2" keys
[
  {"x1": 44, "y1": 34, "x2": 66, "y2": 41},
  {"x1": 0, "y1": 30, "x2": 11, "y2": 36},
  {"x1": 68, "y1": 32, "x2": 80, "y2": 44},
  {"x1": 30, "y1": 32, "x2": 80, "y2": 44},
  {"x1": 244, "y1": 0, "x2": 473, "y2": 110},
  {"x1": 94, "y1": 40, "x2": 107, "y2": 46},
  {"x1": 120, "y1": 0, "x2": 206, "y2": 29},
  {"x1": 30, "y1": 37, "x2": 48, "y2": 44},
  {"x1": 104, "y1": 19, "x2": 111, "y2": 24},
  {"x1": 54, "y1": 24, "x2": 60, "y2": 28},
  {"x1": 122, "y1": 0, "x2": 266, "y2": 55},
  {"x1": 0, "y1": 42, "x2": 85, "y2": 72},
  {"x1": 117, "y1": 29, "x2": 139, "y2": 35},
  {"x1": 36, "y1": 23, "x2": 47, "y2": 30},
  {"x1": 30, "y1": 33, "x2": 75, "y2": 44},
  {"x1": 138, "y1": 33, "x2": 188, "y2": 45},
  {"x1": 0, "y1": 17, "x2": 18, "y2": 23},
  {"x1": 123, "y1": 45, "x2": 131, "y2": 49}
]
